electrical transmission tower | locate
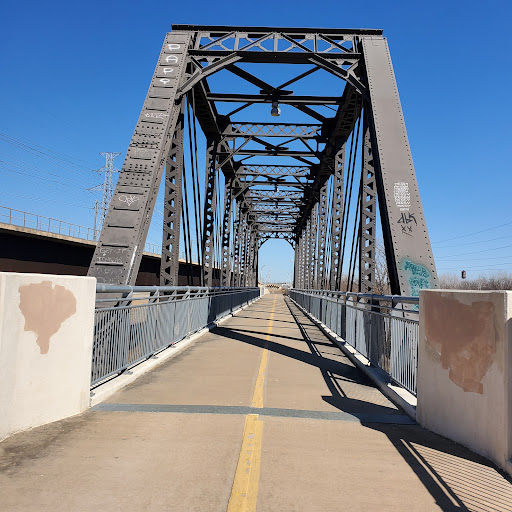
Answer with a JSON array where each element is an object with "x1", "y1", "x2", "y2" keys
[{"x1": 91, "y1": 152, "x2": 121, "y2": 235}]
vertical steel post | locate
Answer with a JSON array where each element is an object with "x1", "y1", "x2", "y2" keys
[
  {"x1": 232, "y1": 201, "x2": 242, "y2": 286},
  {"x1": 359, "y1": 112, "x2": 377, "y2": 292},
  {"x1": 220, "y1": 181, "x2": 233, "y2": 287},
  {"x1": 201, "y1": 137, "x2": 218, "y2": 287},
  {"x1": 160, "y1": 103, "x2": 185, "y2": 285},
  {"x1": 309, "y1": 206, "x2": 318, "y2": 289},
  {"x1": 329, "y1": 145, "x2": 345, "y2": 290},
  {"x1": 316, "y1": 181, "x2": 329, "y2": 289}
]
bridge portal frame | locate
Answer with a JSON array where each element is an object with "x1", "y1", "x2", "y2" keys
[{"x1": 87, "y1": 25, "x2": 437, "y2": 296}]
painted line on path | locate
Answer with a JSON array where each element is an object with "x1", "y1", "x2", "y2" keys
[
  {"x1": 227, "y1": 294, "x2": 276, "y2": 512},
  {"x1": 92, "y1": 402, "x2": 415, "y2": 424}
]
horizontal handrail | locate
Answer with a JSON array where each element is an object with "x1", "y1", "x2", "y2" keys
[
  {"x1": 290, "y1": 288, "x2": 419, "y2": 394},
  {"x1": 91, "y1": 286, "x2": 261, "y2": 386},
  {"x1": 0, "y1": 204, "x2": 159, "y2": 254}
]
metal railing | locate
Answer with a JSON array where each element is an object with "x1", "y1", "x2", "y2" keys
[
  {"x1": 290, "y1": 288, "x2": 419, "y2": 395},
  {"x1": 0, "y1": 205, "x2": 99, "y2": 241},
  {"x1": 92, "y1": 285, "x2": 260, "y2": 387},
  {"x1": 0, "y1": 205, "x2": 160, "y2": 255}
]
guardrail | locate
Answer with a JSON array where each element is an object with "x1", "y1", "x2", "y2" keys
[
  {"x1": 0, "y1": 204, "x2": 99, "y2": 241},
  {"x1": 289, "y1": 289, "x2": 419, "y2": 395},
  {"x1": 92, "y1": 285, "x2": 261, "y2": 387},
  {"x1": 0, "y1": 204, "x2": 160, "y2": 254}
]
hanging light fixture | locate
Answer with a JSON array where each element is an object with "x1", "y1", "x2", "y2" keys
[{"x1": 271, "y1": 100, "x2": 281, "y2": 117}]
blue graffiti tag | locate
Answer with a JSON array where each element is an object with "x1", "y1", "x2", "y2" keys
[{"x1": 402, "y1": 259, "x2": 431, "y2": 298}]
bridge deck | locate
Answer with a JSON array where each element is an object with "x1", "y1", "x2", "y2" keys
[{"x1": 2, "y1": 294, "x2": 511, "y2": 511}]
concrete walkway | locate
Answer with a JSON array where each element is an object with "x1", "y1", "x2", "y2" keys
[{"x1": 1, "y1": 294, "x2": 511, "y2": 511}]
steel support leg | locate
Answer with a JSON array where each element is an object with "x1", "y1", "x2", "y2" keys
[
  {"x1": 362, "y1": 37, "x2": 438, "y2": 295},
  {"x1": 359, "y1": 113, "x2": 377, "y2": 292},
  {"x1": 220, "y1": 181, "x2": 233, "y2": 287},
  {"x1": 88, "y1": 32, "x2": 192, "y2": 285},
  {"x1": 329, "y1": 145, "x2": 345, "y2": 290},
  {"x1": 160, "y1": 104, "x2": 185, "y2": 285},
  {"x1": 201, "y1": 137, "x2": 218, "y2": 287},
  {"x1": 316, "y1": 181, "x2": 329, "y2": 289}
]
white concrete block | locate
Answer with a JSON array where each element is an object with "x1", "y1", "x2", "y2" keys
[
  {"x1": 0, "y1": 272, "x2": 96, "y2": 439},
  {"x1": 417, "y1": 289, "x2": 511, "y2": 475}
]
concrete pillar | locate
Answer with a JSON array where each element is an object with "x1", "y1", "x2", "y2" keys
[
  {"x1": 417, "y1": 290, "x2": 511, "y2": 476},
  {"x1": 0, "y1": 272, "x2": 96, "y2": 440}
]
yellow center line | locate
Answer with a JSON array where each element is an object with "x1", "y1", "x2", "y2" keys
[
  {"x1": 251, "y1": 294, "x2": 276, "y2": 408},
  {"x1": 227, "y1": 295, "x2": 277, "y2": 512}
]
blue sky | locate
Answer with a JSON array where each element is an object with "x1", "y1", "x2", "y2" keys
[{"x1": 1, "y1": 0, "x2": 511, "y2": 282}]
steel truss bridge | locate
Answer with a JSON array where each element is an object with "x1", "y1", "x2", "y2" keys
[{"x1": 88, "y1": 25, "x2": 438, "y2": 296}]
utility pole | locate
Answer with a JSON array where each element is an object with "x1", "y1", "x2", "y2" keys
[{"x1": 90, "y1": 152, "x2": 121, "y2": 231}]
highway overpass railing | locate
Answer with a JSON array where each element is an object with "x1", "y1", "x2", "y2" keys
[
  {"x1": 290, "y1": 289, "x2": 419, "y2": 395},
  {"x1": 0, "y1": 204, "x2": 161, "y2": 254},
  {"x1": 92, "y1": 285, "x2": 260, "y2": 387}
]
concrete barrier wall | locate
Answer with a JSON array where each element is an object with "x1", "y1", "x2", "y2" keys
[
  {"x1": 418, "y1": 290, "x2": 511, "y2": 475},
  {"x1": 0, "y1": 272, "x2": 96, "y2": 440}
]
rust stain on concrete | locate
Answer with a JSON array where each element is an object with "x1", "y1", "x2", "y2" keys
[
  {"x1": 424, "y1": 294, "x2": 496, "y2": 394},
  {"x1": 18, "y1": 281, "x2": 77, "y2": 354}
]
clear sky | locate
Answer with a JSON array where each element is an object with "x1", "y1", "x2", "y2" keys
[{"x1": 1, "y1": 0, "x2": 511, "y2": 283}]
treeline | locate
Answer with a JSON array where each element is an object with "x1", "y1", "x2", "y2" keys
[{"x1": 438, "y1": 272, "x2": 512, "y2": 291}]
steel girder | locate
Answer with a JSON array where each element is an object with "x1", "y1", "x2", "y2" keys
[
  {"x1": 361, "y1": 37, "x2": 437, "y2": 294},
  {"x1": 201, "y1": 137, "x2": 219, "y2": 287},
  {"x1": 316, "y1": 181, "x2": 329, "y2": 289},
  {"x1": 222, "y1": 123, "x2": 323, "y2": 139},
  {"x1": 359, "y1": 114, "x2": 376, "y2": 292},
  {"x1": 88, "y1": 33, "x2": 191, "y2": 285},
  {"x1": 88, "y1": 25, "x2": 437, "y2": 297},
  {"x1": 160, "y1": 104, "x2": 185, "y2": 285},
  {"x1": 329, "y1": 146, "x2": 346, "y2": 290},
  {"x1": 220, "y1": 181, "x2": 233, "y2": 286}
]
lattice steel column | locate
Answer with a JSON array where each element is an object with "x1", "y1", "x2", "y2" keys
[
  {"x1": 201, "y1": 137, "x2": 218, "y2": 287},
  {"x1": 88, "y1": 32, "x2": 192, "y2": 285},
  {"x1": 329, "y1": 145, "x2": 345, "y2": 289},
  {"x1": 160, "y1": 103, "x2": 185, "y2": 285},
  {"x1": 247, "y1": 225, "x2": 257, "y2": 286},
  {"x1": 220, "y1": 181, "x2": 233, "y2": 286},
  {"x1": 309, "y1": 206, "x2": 318, "y2": 289},
  {"x1": 304, "y1": 216, "x2": 311, "y2": 289},
  {"x1": 316, "y1": 181, "x2": 329, "y2": 289},
  {"x1": 359, "y1": 113, "x2": 377, "y2": 292},
  {"x1": 232, "y1": 201, "x2": 242, "y2": 286},
  {"x1": 240, "y1": 213, "x2": 249, "y2": 286},
  {"x1": 293, "y1": 236, "x2": 300, "y2": 288}
]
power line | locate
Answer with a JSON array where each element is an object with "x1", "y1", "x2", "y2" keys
[
  {"x1": 0, "y1": 152, "x2": 96, "y2": 187},
  {"x1": 0, "y1": 133, "x2": 98, "y2": 179},
  {"x1": 432, "y1": 220, "x2": 512, "y2": 244},
  {"x1": 434, "y1": 233, "x2": 512, "y2": 250},
  {"x1": 0, "y1": 160, "x2": 89, "y2": 191},
  {"x1": 434, "y1": 242, "x2": 512, "y2": 258},
  {"x1": 2, "y1": 191, "x2": 92, "y2": 209}
]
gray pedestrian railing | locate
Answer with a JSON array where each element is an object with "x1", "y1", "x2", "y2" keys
[
  {"x1": 290, "y1": 289, "x2": 419, "y2": 395},
  {"x1": 92, "y1": 285, "x2": 260, "y2": 387}
]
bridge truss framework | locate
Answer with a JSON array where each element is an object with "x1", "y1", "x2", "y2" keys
[{"x1": 88, "y1": 25, "x2": 438, "y2": 295}]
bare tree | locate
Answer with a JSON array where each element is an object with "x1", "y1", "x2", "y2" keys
[{"x1": 439, "y1": 272, "x2": 512, "y2": 291}]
